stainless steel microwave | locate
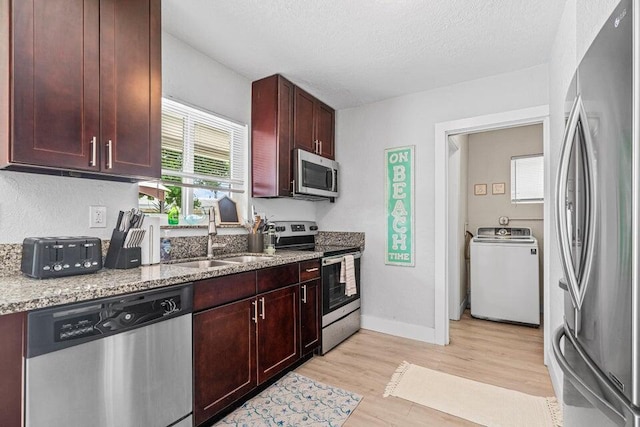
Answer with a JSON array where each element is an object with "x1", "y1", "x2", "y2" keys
[{"x1": 293, "y1": 149, "x2": 339, "y2": 200}]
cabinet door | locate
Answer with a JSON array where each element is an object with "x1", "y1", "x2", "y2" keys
[
  {"x1": 293, "y1": 87, "x2": 316, "y2": 154},
  {"x1": 193, "y1": 299, "x2": 256, "y2": 425},
  {"x1": 257, "y1": 286, "x2": 300, "y2": 384},
  {"x1": 100, "y1": 0, "x2": 161, "y2": 178},
  {"x1": 315, "y1": 102, "x2": 335, "y2": 159},
  {"x1": 251, "y1": 74, "x2": 294, "y2": 197},
  {"x1": 300, "y1": 279, "x2": 321, "y2": 355},
  {"x1": 12, "y1": 0, "x2": 100, "y2": 171},
  {"x1": 276, "y1": 77, "x2": 294, "y2": 195},
  {"x1": 0, "y1": 312, "x2": 25, "y2": 427}
]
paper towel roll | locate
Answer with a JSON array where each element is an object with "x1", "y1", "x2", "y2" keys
[{"x1": 141, "y1": 216, "x2": 161, "y2": 265}]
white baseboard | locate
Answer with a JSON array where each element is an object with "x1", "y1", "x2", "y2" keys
[{"x1": 361, "y1": 315, "x2": 436, "y2": 344}]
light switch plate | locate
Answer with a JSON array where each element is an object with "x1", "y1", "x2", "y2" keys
[{"x1": 90, "y1": 206, "x2": 107, "y2": 228}]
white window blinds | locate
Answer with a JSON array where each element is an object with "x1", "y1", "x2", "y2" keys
[
  {"x1": 511, "y1": 154, "x2": 544, "y2": 203},
  {"x1": 161, "y1": 98, "x2": 246, "y2": 193}
]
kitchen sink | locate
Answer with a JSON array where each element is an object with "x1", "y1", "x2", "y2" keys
[
  {"x1": 175, "y1": 259, "x2": 237, "y2": 269},
  {"x1": 220, "y1": 255, "x2": 271, "y2": 263}
]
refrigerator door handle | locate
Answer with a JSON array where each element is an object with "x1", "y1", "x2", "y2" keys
[
  {"x1": 552, "y1": 325, "x2": 629, "y2": 425},
  {"x1": 555, "y1": 95, "x2": 598, "y2": 312},
  {"x1": 556, "y1": 96, "x2": 583, "y2": 309}
]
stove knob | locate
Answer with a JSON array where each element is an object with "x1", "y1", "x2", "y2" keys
[
  {"x1": 83, "y1": 261, "x2": 92, "y2": 268},
  {"x1": 310, "y1": 226, "x2": 318, "y2": 231},
  {"x1": 53, "y1": 264, "x2": 63, "y2": 272}
]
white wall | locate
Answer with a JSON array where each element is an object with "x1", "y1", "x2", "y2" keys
[
  {"x1": 546, "y1": 0, "x2": 620, "y2": 400},
  {"x1": 163, "y1": 32, "x2": 251, "y2": 125},
  {"x1": 317, "y1": 64, "x2": 549, "y2": 341},
  {"x1": 0, "y1": 172, "x2": 139, "y2": 243}
]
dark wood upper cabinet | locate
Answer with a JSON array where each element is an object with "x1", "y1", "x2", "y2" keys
[
  {"x1": 252, "y1": 74, "x2": 335, "y2": 198},
  {"x1": 99, "y1": 0, "x2": 161, "y2": 178},
  {"x1": 251, "y1": 74, "x2": 294, "y2": 197},
  {"x1": 315, "y1": 101, "x2": 335, "y2": 159},
  {"x1": 2, "y1": 0, "x2": 161, "y2": 180},
  {"x1": 293, "y1": 87, "x2": 335, "y2": 160},
  {"x1": 293, "y1": 87, "x2": 316, "y2": 154},
  {"x1": 11, "y1": 0, "x2": 100, "y2": 171}
]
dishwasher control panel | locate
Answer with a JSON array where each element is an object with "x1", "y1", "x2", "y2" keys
[{"x1": 28, "y1": 285, "x2": 193, "y2": 358}]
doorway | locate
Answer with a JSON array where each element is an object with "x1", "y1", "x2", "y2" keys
[
  {"x1": 449, "y1": 125, "x2": 545, "y2": 323},
  {"x1": 433, "y1": 106, "x2": 551, "y2": 364}
]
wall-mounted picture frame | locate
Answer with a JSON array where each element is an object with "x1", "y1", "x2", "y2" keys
[
  {"x1": 474, "y1": 184, "x2": 487, "y2": 196},
  {"x1": 492, "y1": 182, "x2": 505, "y2": 195}
]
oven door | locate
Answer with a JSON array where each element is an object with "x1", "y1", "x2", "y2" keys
[{"x1": 322, "y1": 252, "x2": 361, "y2": 315}]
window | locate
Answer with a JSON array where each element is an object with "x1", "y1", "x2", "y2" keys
[
  {"x1": 140, "y1": 98, "x2": 247, "y2": 216},
  {"x1": 511, "y1": 154, "x2": 544, "y2": 203}
]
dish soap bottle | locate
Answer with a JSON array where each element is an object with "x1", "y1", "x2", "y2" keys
[{"x1": 167, "y1": 203, "x2": 180, "y2": 225}]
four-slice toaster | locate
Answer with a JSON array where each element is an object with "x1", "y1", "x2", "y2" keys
[{"x1": 21, "y1": 237, "x2": 102, "y2": 279}]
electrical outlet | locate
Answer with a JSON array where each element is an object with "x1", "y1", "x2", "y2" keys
[{"x1": 90, "y1": 206, "x2": 107, "y2": 228}]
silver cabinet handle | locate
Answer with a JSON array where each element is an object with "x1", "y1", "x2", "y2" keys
[
  {"x1": 89, "y1": 137, "x2": 97, "y2": 167},
  {"x1": 106, "y1": 140, "x2": 113, "y2": 169},
  {"x1": 252, "y1": 300, "x2": 258, "y2": 323},
  {"x1": 305, "y1": 267, "x2": 319, "y2": 273},
  {"x1": 319, "y1": 140, "x2": 323, "y2": 155},
  {"x1": 302, "y1": 285, "x2": 307, "y2": 303},
  {"x1": 260, "y1": 297, "x2": 265, "y2": 320},
  {"x1": 552, "y1": 326, "x2": 626, "y2": 424}
]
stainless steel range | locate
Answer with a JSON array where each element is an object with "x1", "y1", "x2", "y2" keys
[{"x1": 273, "y1": 221, "x2": 361, "y2": 354}]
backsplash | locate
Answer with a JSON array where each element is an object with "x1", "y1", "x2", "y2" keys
[
  {"x1": 167, "y1": 235, "x2": 248, "y2": 260},
  {"x1": 0, "y1": 231, "x2": 365, "y2": 276},
  {"x1": 316, "y1": 231, "x2": 365, "y2": 251},
  {"x1": 0, "y1": 244, "x2": 22, "y2": 277}
]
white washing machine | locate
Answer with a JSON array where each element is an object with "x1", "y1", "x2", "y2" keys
[{"x1": 470, "y1": 227, "x2": 540, "y2": 326}]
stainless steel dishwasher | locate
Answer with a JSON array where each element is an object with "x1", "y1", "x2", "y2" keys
[{"x1": 25, "y1": 284, "x2": 193, "y2": 427}]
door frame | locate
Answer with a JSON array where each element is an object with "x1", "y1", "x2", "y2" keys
[
  {"x1": 433, "y1": 106, "x2": 551, "y2": 360},
  {"x1": 447, "y1": 138, "x2": 463, "y2": 320}
]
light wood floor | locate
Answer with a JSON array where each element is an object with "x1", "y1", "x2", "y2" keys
[{"x1": 295, "y1": 311, "x2": 555, "y2": 426}]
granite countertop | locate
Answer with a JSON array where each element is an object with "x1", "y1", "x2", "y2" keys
[{"x1": 0, "y1": 250, "x2": 325, "y2": 316}]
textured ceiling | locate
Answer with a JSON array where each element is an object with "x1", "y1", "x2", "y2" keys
[{"x1": 162, "y1": 0, "x2": 567, "y2": 109}]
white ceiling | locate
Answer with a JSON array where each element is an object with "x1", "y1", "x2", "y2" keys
[{"x1": 162, "y1": 0, "x2": 567, "y2": 110}]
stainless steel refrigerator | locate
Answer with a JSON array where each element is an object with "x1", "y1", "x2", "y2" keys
[{"x1": 552, "y1": 0, "x2": 640, "y2": 425}]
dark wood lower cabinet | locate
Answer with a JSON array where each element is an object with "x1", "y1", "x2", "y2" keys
[
  {"x1": 193, "y1": 298, "x2": 256, "y2": 426},
  {"x1": 0, "y1": 312, "x2": 26, "y2": 427},
  {"x1": 257, "y1": 285, "x2": 300, "y2": 384},
  {"x1": 300, "y1": 279, "x2": 321, "y2": 355},
  {"x1": 193, "y1": 262, "x2": 321, "y2": 425}
]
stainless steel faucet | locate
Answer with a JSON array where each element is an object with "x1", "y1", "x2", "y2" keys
[{"x1": 207, "y1": 207, "x2": 218, "y2": 258}]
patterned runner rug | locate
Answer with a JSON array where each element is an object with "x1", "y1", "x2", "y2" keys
[
  {"x1": 216, "y1": 372, "x2": 362, "y2": 426},
  {"x1": 384, "y1": 361, "x2": 562, "y2": 427}
]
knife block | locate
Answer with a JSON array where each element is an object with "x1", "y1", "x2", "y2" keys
[{"x1": 104, "y1": 229, "x2": 142, "y2": 269}]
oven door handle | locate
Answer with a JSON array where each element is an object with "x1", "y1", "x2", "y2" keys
[{"x1": 322, "y1": 252, "x2": 362, "y2": 267}]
